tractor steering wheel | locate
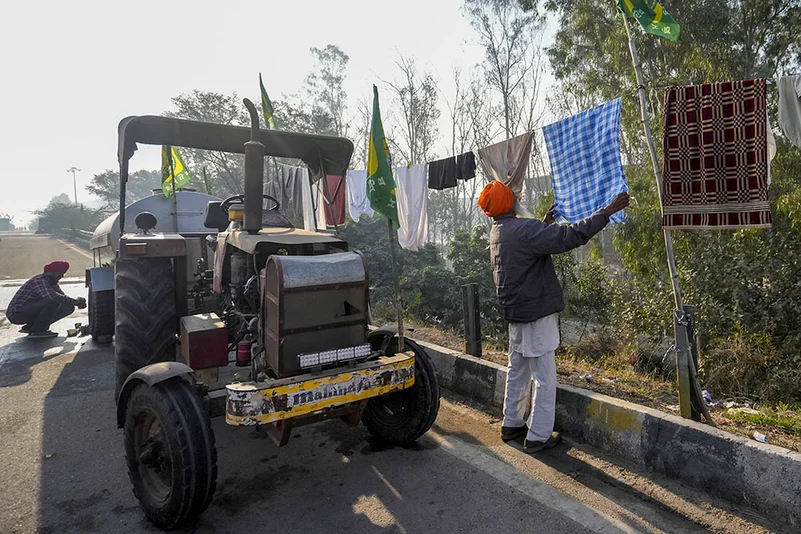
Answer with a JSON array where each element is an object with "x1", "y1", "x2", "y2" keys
[{"x1": 220, "y1": 194, "x2": 281, "y2": 213}]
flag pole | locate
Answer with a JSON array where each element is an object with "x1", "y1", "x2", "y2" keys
[
  {"x1": 621, "y1": 12, "x2": 714, "y2": 425},
  {"x1": 387, "y1": 219, "x2": 405, "y2": 353},
  {"x1": 168, "y1": 147, "x2": 179, "y2": 231}
]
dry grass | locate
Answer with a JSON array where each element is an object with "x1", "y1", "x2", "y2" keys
[{"x1": 407, "y1": 322, "x2": 801, "y2": 452}]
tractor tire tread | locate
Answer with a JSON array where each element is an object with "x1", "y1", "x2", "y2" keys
[
  {"x1": 362, "y1": 337, "x2": 440, "y2": 445},
  {"x1": 115, "y1": 258, "x2": 176, "y2": 395},
  {"x1": 89, "y1": 287, "x2": 115, "y2": 342},
  {"x1": 124, "y1": 379, "x2": 217, "y2": 530}
]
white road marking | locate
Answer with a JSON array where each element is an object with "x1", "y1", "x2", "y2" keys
[
  {"x1": 426, "y1": 428, "x2": 636, "y2": 534},
  {"x1": 57, "y1": 239, "x2": 93, "y2": 261},
  {"x1": 371, "y1": 464, "x2": 403, "y2": 500}
]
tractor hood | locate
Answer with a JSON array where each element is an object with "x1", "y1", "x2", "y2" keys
[{"x1": 223, "y1": 227, "x2": 347, "y2": 254}]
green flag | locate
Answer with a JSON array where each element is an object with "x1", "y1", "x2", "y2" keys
[
  {"x1": 618, "y1": 0, "x2": 680, "y2": 42},
  {"x1": 259, "y1": 73, "x2": 276, "y2": 130},
  {"x1": 161, "y1": 145, "x2": 193, "y2": 198},
  {"x1": 367, "y1": 85, "x2": 399, "y2": 228}
]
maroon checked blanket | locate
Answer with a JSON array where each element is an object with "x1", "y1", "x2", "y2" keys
[{"x1": 661, "y1": 79, "x2": 771, "y2": 229}]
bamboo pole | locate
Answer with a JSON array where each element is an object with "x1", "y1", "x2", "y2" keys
[
  {"x1": 387, "y1": 219, "x2": 405, "y2": 352},
  {"x1": 621, "y1": 14, "x2": 715, "y2": 426}
]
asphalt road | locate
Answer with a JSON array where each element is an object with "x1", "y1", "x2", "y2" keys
[
  {"x1": 0, "y1": 233, "x2": 93, "y2": 281},
  {"x1": 0, "y1": 235, "x2": 783, "y2": 533}
]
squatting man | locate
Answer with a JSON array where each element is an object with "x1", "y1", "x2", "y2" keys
[
  {"x1": 478, "y1": 181, "x2": 629, "y2": 453},
  {"x1": 6, "y1": 261, "x2": 87, "y2": 339}
]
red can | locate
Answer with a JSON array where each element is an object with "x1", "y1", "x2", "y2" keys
[{"x1": 236, "y1": 338, "x2": 253, "y2": 367}]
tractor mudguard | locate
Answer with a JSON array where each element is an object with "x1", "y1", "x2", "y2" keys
[
  {"x1": 116, "y1": 362, "x2": 195, "y2": 428},
  {"x1": 85, "y1": 266, "x2": 114, "y2": 291}
]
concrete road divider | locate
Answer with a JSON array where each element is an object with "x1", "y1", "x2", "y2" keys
[{"x1": 416, "y1": 338, "x2": 801, "y2": 529}]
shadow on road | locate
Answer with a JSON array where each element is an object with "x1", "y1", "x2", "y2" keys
[{"x1": 0, "y1": 335, "x2": 84, "y2": 388}]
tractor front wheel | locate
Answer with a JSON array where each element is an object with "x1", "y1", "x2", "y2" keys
[
  {"x1": 123, "y1": 378, "x2": 217, "y2": 530},
  {"x1": 362, "y1": 338, "x2": 440, "y2": 445}
]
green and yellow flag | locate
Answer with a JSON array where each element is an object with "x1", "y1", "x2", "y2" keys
[
  {"x1": 618, "y1": 0, "x2": 680, "y2": 42},
  {"x1": 367, "y1": 85, "x2": 399, "y2": 228},
  {"x1": 161, "y1": 145, "x2": 193, "y2": 198},
  {"x1": 259, "y1": 73, "x2": 276, "y2": 130}
]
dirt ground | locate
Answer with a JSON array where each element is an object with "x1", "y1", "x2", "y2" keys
[{"x1": 0, "y1": 234, "x2": 93, "y2": 280}]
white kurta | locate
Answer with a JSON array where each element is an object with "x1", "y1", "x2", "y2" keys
[
  {"x1": 503, "y1": 313, "x2": 560, "y2": 442},
  {"x1": 394, "y1": 164, "x2": 429, "y2": 252},
  {"x1": 346, "y1": 169, "x2": 375, "y2": 222},
  {"x1": 299, "y1": 167, "x2": 317, "y2": 232}
]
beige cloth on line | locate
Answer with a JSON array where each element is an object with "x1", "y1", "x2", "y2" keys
[
  {"x1": 476, "y1": 132, "x2": 534, "y2": 217},
  {"x1": 779, "y1": 75, "x2": 801, "y2": 150}
]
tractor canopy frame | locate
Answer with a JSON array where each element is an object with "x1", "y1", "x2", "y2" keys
[{"x1": 116, "y1": 114, "x2": 354, "y2": 232}]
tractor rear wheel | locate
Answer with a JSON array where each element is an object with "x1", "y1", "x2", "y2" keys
[
  {"x1": 362, "y1": 338, "x2": 440, "y2": 445},
  {"x1": 124, "y1": 378, "x2": 217, "y2": 530},
  {"x1": 88, "y1": 284, "x2": 114, "y2": 343},
  {"x1": 115, "y1": 257, "x2": 177, "y2": 395}
]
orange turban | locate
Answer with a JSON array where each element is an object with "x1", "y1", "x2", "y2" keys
[{"x1": 478, "y1": 181, "x2": 515, "y2": 217}]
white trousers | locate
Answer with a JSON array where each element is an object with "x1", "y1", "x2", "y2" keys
[{"x1": 502, "y1": 314, "x2": 559, "y2": 442}]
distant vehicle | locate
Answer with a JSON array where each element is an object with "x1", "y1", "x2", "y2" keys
[{"x1": 0, "y1": 215, "x2": 15, "y2": 232}]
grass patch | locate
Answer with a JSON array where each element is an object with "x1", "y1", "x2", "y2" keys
[{"x1": 723, "y1": 405, "x2": 801, "y2": 437}]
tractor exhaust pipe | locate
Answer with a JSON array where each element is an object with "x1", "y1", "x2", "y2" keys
[{"x1": 242, "y1": 98, "x2": 264, "y2": 234}]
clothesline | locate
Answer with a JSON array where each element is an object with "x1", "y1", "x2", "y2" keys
[
  {"x1": 642, "y1": 74, "x2": 799, "y2": 92},
  {"x1": 268, "y1": 71, "x2": 799, "y2": 249}
]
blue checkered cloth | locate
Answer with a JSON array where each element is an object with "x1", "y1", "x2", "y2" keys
[{"x1": 543, "y1": 98, "x2": 628, "y2": 225}]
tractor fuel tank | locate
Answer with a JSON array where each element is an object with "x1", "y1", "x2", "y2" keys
[{"x1": 259, "y1": 252, "x2": 369, "y2": 378}]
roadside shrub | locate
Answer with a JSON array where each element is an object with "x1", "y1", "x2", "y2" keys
[{"x1": 703, "y1": 331, "x2": 801, "y2": 404}]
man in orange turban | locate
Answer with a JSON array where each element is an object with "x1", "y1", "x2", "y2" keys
[
  {"x1": 477, "y1": 180, "x2": 516, "y2": 218},
  {"x1": 479, "y1": 180, "x2": 629, "y2": 453}
]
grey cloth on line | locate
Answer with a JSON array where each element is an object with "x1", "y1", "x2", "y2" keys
[
  {"x1": 477, "y1": 132, "x2": 534, "y2": 217},
  {"x1": 476, "y1": 132, "x2": 534, "y2": 197},
  {"x1": 779, "y1": 75, "x2": 801, "y2": 149},
  {"x1": 266, "y1": 164, "x2": 304, "y2": 223}
]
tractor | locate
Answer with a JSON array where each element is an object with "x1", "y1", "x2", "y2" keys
[{"x1": 112, "y1": 99, "x2": 440, "y2": 529}]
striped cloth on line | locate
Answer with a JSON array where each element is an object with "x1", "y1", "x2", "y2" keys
[{"x1": 661, "y1": 79, "x2": 771, "y2": 229}]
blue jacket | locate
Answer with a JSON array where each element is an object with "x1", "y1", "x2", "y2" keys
[{"x1": 489, "y1": 211, "x2": 609, "y2": 323}]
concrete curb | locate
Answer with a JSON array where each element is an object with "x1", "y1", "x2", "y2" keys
[{"x1": 416, "y1": 338, "x2": 801, "y2": 528}]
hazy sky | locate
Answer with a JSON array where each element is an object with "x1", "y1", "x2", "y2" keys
[{"x1": 0, "y1": 0, "x2": 555, "y2": 226}]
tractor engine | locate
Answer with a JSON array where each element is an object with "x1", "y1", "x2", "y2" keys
[{"x1": 213, "y1": 240, "x2": 369, "y2": 380}]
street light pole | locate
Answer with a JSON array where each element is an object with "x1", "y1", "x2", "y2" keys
[{"x1": 66, "y1": 167, "x2": 81, "y2": 204}]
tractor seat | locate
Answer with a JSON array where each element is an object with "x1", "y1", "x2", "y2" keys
[{"x1": 203, "y1": 201, "x2": 228, "y2": 231}]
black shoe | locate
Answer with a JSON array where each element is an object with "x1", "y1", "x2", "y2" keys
[
  {"x1": 27, "y1": 330, "x2": 58, "y2": 339},
  {"x1": 523, "y1": 432, "x2": 562, "y2": 453},
  {"x1": 19, "y1": 325, "x2": 31, "y2": 334},
  {"x1": 501, "y1": 424, "x2": 528, "y2": 442}
]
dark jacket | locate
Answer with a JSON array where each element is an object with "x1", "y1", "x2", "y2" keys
[{"x1": 490, "y1": 211, "x2": 609, "y2": 323}]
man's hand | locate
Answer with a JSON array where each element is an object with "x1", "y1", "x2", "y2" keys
[
  {"x1": 543, "y1": 205, "x2": 556, "y2": 225},
  {"x1": 74, "y1": 297, "x2": 87, "y2": 310},
  {"x1": 602, "y1": 192, "x2": 630, "y2": 218}
]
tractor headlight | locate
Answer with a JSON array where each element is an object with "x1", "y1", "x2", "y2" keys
[{"x1": 298, "y1": 343, "x2": 373, "y2": 369}]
